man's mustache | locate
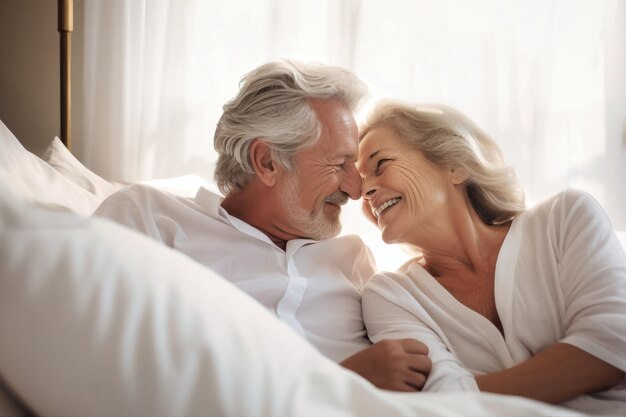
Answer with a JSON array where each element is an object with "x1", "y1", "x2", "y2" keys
[{"x1": 325, "y1": 191, "x2": 349, "y2": 206}]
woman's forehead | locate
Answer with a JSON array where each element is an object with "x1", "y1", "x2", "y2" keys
[{"x1": 359, "y1": 126, "x2": 402, "y2": 154}]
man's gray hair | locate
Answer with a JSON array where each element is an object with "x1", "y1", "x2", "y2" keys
[
  {"x1": 360, "y1": 101, "x2": 526, "y2": 225},
  {"x1": 214, "y1": 60, "x2": 367, "y2": 195}
]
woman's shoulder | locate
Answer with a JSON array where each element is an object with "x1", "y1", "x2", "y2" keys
[
  {"x1": 524, "y1": 188, "x2": 604, "y2": 223},
  {"x1": 530, "y1": 187, "x2": 588, "y2": 208},
  {"x1": 518, "y1": 188, "x2": 617, "y2": 251},
  {"x1": 365, "y1": 258, "x2": 429, "y2": 291}
]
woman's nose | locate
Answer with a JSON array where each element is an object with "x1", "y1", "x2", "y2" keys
[{"x1": 361, "y1": 181, "x2": 377, "y2": 200}]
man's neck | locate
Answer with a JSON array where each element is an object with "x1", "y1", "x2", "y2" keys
[{"x1": 221, "y1": 184, "x2": 295, "y2": 251}]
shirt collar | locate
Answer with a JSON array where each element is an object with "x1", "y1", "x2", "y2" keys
[
  {"x1": 195, "y1": 186, "x2": 224, "y2": 218},
  {"x1": 194, "y1": 186, "x2": 317, "y2": 250}
]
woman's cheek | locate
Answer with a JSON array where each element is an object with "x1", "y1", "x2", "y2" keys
[{"x1": 361, "y1": 199, "x2": 377, "y2": 225}]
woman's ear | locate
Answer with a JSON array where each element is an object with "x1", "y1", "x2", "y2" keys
[
  {"x1": 250, "y1": 139, "x2": 279, "y2": 186},
  {"x1": 450, "y1": 167, "x2": 469, "y2": 185}
]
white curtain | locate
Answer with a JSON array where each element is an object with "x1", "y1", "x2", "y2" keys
[{"x1": 77, "y1": 0, "x2": 626, "y2": 268}]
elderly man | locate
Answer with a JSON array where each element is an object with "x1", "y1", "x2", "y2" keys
[{"x1": 95, "y1": 60, "x2": 430, "y2": 391}]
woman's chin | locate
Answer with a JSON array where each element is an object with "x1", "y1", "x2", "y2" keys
[{"x1": 380, "y1": 225, "x2": 399, "y2": 244}]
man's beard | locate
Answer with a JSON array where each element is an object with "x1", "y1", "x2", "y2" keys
[{"x1": 281, "y1": 174, "x2": 347, "y2": 240}]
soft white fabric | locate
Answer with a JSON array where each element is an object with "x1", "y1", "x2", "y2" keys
[
  {"x1": 42, "y1": 136, "x2": 120, "y2": 200},
  {"x1": 617, "y1": 230, "x2": 626, "y2": 250},
  {"x1": 0, "y1": 185, "x2": 579, "y2": 417},
  {"x1": 0, "y1": 119, "x2": 100, "y2": 216},
  {"x1": 95, "y1": 184, "x2": 375, "y2": 362},
  {"x1": 363, "y1": 189, "x2": 626, "y2": 415}
]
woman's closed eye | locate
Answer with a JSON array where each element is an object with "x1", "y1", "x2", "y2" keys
[{"x1": 375, "y1": 159, "x2": 392, "y2": 175}]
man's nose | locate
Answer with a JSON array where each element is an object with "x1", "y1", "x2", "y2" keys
[{"x1": 341, "y1": 164, "x2": 363, "y2": 200}]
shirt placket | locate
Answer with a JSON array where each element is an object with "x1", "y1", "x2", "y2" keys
[
  {"x1": 275, "y1": 244, "x2": 309, "y2": 337},
  {"x1": 216, "y1": 203, "x2": 313, "y2": 337}
]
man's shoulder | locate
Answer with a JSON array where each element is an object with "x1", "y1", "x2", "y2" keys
[
  {"x1": 109, "y1": 183, "x2": 167, "y2": 199},
  {"x1": 320, "y1": 234, "x2": 374, "y2": 256},
  {"x1": 93, "y1": 183, "x2": 222, "y2": 244},
  {"x1": 331, "y1": 233, "x2": 369, "y2": 247},
  {"x1": 94, "y1": 183, "x2": 207, "y2": 222},
  {"x1": 320, "y1": 234, "x2": 377, "y2": 274},
  {"x1": 96, "y1": 183, "x2": 177, "y2": 211}
]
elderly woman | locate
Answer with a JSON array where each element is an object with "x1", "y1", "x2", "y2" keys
[{"x1": 356, "y1": 101, "x2": 626, "y2": 414}]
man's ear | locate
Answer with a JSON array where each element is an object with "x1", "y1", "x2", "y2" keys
[
  {"x1": 250, "y1": 139, "x2": 279, "y2": 186},
  {"x1": 450, "y1": 167, "x2": 469, "y2": 185}
]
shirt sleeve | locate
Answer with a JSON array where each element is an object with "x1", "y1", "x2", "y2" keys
[
  {"x1": 557, "y1": 189, "x2": 626, "y2": 372},
  {"x1": 362, "y1": 275, "x2": 479, "y2": 392}
]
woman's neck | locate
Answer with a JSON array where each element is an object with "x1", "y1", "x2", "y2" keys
[{"x1": 417, "y1": 193, "x2": 511, "y2": 277}]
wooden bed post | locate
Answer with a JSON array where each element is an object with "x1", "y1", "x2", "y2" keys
[{"x1": 59, "y1": 0, "x2": 73, "y2": 150}]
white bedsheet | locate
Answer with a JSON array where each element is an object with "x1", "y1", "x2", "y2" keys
[{"x1": 0, "y1": 184, "x2": 580, "y2": 417}]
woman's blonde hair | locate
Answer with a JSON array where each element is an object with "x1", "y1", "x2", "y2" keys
[{"x1": 360, "y1": 101, "x2": 525, "y2": 224}]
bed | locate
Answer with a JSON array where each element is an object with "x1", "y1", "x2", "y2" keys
[{"x1": 0, "y1": 2, "x2": 591, "y2": 417}]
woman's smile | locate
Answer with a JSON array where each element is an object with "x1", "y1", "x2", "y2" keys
[{"x1": 373, "y1": 197, "x2": 402, "y2": 218}]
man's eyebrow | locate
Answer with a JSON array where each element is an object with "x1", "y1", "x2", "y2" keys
[{"x1": 333, "y1": 152, "x2": 356, "y2": 162}]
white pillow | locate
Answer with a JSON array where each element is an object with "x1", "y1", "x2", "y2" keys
[
  {"x1": 42, "y1": 136, "x2": 215, "y2": 200},
  {"x1": 0, "y1": 186, "x2": 575, "y2": 417},
  {"x1": 43, "y1": 136, "x2": 120, "y2": 200},
  {"x1": 0, "y1": 120, "x2": 100, "y2": 216}
]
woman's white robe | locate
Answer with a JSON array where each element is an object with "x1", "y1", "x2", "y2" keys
[{"x1": 363, "y1": 189, "x2": 626, "y2": 415}]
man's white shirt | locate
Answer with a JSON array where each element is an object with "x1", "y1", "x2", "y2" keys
[{"x1": 95, "y1": 184, "x2": 376, "y2": 362}]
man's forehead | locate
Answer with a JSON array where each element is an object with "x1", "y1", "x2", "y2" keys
[
  {"x1": 311, "y1": 141, "x2": 357, "y2": 161},
  {"x1": 322, "y1": 135, "x2": 358, "y2": 157},
  {"x1": 315, "y1": 129, "x2": 358, "y2": 156}
]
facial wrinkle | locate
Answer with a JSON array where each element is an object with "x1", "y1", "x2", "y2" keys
[{"x1": 281, "y1": 173, "x2": 340, "y2": 240}]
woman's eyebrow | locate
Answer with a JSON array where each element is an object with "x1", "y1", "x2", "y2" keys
[
  {"x1": 369, "y1": 148, "x2": 392, "y2": 160},
  {"x1": 358, "y1": 149, "x2": 386, "y2": 171}
]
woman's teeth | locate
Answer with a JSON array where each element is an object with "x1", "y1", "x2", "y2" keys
[{"x1": 374, "y1": 197, "x2": 401, "y2": 218}]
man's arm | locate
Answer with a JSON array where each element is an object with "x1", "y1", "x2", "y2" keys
[{"x1": 340, "y1": 339, "x2": 431, "y2": 392}]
